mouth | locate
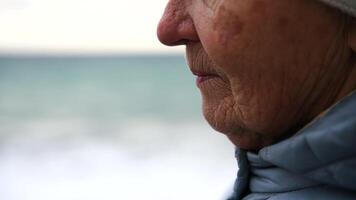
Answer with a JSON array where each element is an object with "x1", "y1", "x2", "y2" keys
[
  {"x1": 191, "y1": 70, "x2": 220, "y2": 86},
  {"x1": 186, "y1": 45, "x2": 223, "y2": 87}
]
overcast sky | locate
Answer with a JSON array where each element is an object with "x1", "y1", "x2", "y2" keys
[{"x1": 0, "y1": 0, "x2": 184, "y2": 54}]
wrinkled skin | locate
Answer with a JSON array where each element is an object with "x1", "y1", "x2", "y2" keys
[{"x1": 157, "y1": 0, "x2": 356, "y2": 150}]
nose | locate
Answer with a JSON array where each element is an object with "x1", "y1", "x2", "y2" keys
[{"x1": 157, "y1": 0, "x2": 199, "y2": 46}]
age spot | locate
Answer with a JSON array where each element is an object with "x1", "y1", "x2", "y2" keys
[{"x1": 213, "y1": 5, "x2": 244, "y2": 45}]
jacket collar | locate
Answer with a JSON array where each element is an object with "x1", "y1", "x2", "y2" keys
[
  {"x1": 230, "y1": 91, "x2": 356, "y2": 199},
  {"x1": 259, "y1": 91, "x2": 356, "y2": 191}
]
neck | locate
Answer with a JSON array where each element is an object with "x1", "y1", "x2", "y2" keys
[{"x1": 304, "y1": 54, "x2": 356, "y2": 124}]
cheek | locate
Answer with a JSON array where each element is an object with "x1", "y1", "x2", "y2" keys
[
  {"x1": 195, "y1": 1, "x2": 286, "y2": 130},
  {"x1": 210, "y1": 0, "x2": 267, "y2": 46},
  {"x1": 212, "y1": 4, "x2": 245, "y2": 46},
  {"x1": 197, "y1": 0, "x2": 266, "y2": 75},
  {"x1": 193, "y1": 0, "x2": 348, "y2": 138}
]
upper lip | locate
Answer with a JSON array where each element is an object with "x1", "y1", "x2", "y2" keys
[
  {"x1": 187, "y1": 57, "x2": 219, "y2": 77},
  {"x1": 186, "y1": 44, "x2": 220, "y2": 78}
]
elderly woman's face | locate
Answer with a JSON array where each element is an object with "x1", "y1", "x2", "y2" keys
[{"x1": 158, "y1": 0, "x2": 350, "y2": 149}]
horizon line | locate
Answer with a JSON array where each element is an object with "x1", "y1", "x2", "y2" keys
[{"x1": 0, "y1": 51, "x2": 186, "y2": 58}]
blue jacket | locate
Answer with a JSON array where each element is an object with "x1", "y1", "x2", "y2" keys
[{"x1": 228, "y1": 92, "x2": 356, "y2": 200}]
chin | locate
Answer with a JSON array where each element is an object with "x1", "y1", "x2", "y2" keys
[
  {"x1": 206, "y1": 118, "x2": 269, "y2": 150},
  {"x1": 199, "y1": 82, "x2": 277, "y2": 150},
  {"x1": 202, "y1": 103, "x2": 275, "y2": 150},
  {"x1": 225, "y1": 130, "x2": 274, "y2": 150}
]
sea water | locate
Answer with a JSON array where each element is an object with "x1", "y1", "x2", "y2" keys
[{"x1": 0, "y1": 55, "x2": 236, "y2": 200}]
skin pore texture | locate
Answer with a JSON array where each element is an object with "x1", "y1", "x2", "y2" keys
[{"x1": 157, "y1": 0, "x2": 356, "y2": 150}]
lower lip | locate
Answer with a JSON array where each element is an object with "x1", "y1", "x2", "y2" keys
[{"x1": 196, "y1": 75, "x2": 217, "y2": 85}]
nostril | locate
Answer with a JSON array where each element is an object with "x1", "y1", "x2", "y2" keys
[{"x1": 172, "y1": 39, "x2": 190, "y2": 46}]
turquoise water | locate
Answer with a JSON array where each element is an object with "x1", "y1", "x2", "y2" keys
[
  {"x1": 0, "y1": 55, "x2": 200, "y2": 122},
  {"x1": 0, "y1": 55, "x2": 235, "y2": 200}
]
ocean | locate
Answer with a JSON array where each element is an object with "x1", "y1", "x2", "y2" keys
[{"x1": 0, "y1": 55, "x2": 236, "y2": 200}]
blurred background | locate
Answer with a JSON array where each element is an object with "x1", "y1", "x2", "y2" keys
[{"x1": 0, "y1": 0, "x2": 236, "y2": 199}]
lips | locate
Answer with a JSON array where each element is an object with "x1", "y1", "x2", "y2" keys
[
  {"x1": 186, "y1": 45, "x2": 222, "y2": 86},
  {"x1": 196, "y1": 75, "x2": 218, "y2": 85},
  {"x1": 191, "y1": 71, "x2": 220, "y2": 85}
]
